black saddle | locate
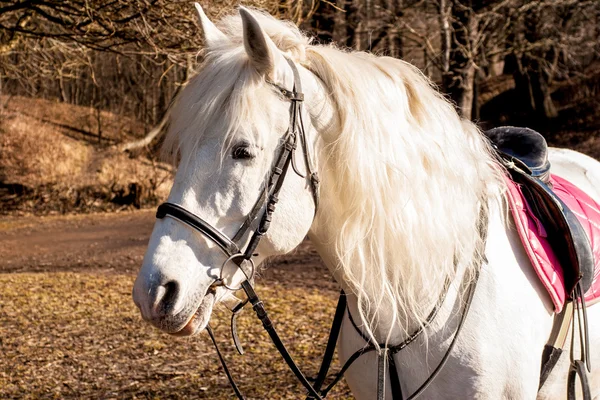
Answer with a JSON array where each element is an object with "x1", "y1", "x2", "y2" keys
[
  {"x1": 484, "y1": 126, "x2": 593, "y2": 295},
  {"x1": 486, "y1": 127, "x2": 551, "y2": 183}
]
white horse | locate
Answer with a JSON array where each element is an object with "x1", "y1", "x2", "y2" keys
[{"x1": 132, "y1": 5, "x2": 600, "y2": 399}]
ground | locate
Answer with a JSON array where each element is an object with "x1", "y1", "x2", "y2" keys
[{"x1": 0, "y1": 211, "x2": 351, "y2": 399}]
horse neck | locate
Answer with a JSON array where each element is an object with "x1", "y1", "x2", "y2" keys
[
  {"x1": 306, "y1": 149, "x2": 456, "y2": 341},
  {"x1": 308, "y1": 224, "x2": 456, "y2": 343},
  {"x1": 302, "y1": 61, "x2": 496, "y2": 342}
]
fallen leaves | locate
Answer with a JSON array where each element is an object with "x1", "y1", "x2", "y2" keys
[{"x1": 0, "y1": 272, "x2": 352, "y2": 399}]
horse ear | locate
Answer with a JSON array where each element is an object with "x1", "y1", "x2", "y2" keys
[
  {"x1": 239, "y1": 7, "x2": 283, "y2": 77},
  {"x1": 194, "y1": 3, "x2": 228, "y2": 49}
]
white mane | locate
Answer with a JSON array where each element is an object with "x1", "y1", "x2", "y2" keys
[
  {"x1": 304, "y1": 47, "x2": 506, "y2": 341},
  {"x1": 165, "y1": 9, "x2": 506, "y2": 344}
]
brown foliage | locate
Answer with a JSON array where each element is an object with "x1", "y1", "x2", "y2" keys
[{"x1": 0, "y1": 96, "x2": 173, "y2": 215}]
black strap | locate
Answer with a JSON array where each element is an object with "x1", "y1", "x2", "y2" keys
[
  {"x1": 388, "y1": 352, "x2": 403, "y2": 399},
  {"x1": 344, "y1": 277, "x2": 451, "y2": 352},
  {"x1": 306, "y1": 291, "x2": 347, "y2": 399},
  {"x1": 320, "y1": 345, "x2": 378, "y2": 396},
  {"x1": 378, "y1": 347, "x2": 389, "y2": 397},
  {"x1": 404, "y1": 268, "x2": 480, "y2": 400},
  {"x1": 273, "y1": 58, "x2": 320, "y2": 209},
  {"x1": 332, "y1": 209, "x2": 487, "y2": 400},
  {"x1": 206, "y1": 324, "x2": 246, "y2": 399},
  {"x1": 230, "y1": 299, "x2": 247, "y2": 355},
  {"x1": 241, "y1": 280, "x2": 325, "y2": 400},
  {"x1": 157, "y1": 203, "x2": 240, "y2": 255},
  {"x1": 336, "y1": 270, "x2": 480, "y2": 400}
]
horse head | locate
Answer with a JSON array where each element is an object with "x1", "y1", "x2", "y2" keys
[{"x1": 132, "y1": 5, "x2": 329, "y2": 336}]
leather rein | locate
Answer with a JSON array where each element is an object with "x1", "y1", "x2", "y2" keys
[{"x1": 155, "y1": 58, "x2": 487, "y2": 400}]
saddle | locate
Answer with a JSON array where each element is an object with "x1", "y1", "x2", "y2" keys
[
  {"x1": 485, "y1": 126, "x2": 593, "y2": 295},
  {"x1": 486, "y1": 127, "x2": 594, "y2": 399}
]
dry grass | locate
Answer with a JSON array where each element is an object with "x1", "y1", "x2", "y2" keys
[
  {"x1": 0, "y1": 272, "x2": 352, "y2": 399},
  {"x1": 0, "y1": 110, "x2": 90, "y2": 188},
  {"x1": 0, "y1": 96, "x2": 173, "y2": 215}
]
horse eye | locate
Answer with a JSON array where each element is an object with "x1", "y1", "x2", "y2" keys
[{"x1": 231, "y1": 145, "x2": 254, "y2": 160}]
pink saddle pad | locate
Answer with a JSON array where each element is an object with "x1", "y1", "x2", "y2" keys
[{"x1": 505, "y1": 175, "x2": 600, "y2": 312}]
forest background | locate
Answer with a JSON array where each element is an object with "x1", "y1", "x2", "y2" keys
[{"x1": 1, "y1": 0, "x2": 600, "y2": 213}]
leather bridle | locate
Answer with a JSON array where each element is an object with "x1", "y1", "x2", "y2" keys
[
  {"x1": 156, "y1": 57, "x2": 325, "y2": 399},
  {"x1": 155, "y1": 57, "x2": 486, "y2": 400},
  {"x1": 157, "y1": 57, "x2": 319, "y2": 287}
]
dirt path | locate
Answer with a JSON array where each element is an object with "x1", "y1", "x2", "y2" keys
[
  {"x1": 0, "y1": 210, "x2": 336, "y2": 289},
  {"x1": 0, "y1": 210, "x2": 155, "y2": 274}
]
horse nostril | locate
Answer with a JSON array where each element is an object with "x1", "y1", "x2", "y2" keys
[{"x1": 153, "y1": 280, "x2": 181, "y2": 315}]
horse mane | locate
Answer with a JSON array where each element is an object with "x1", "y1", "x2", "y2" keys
[
  {"x1": 165, "y1": 8, "x2": 505, "y2": 344},
  {"x1": 303, "y1": 47, "x2": 505, "y2": 342}
]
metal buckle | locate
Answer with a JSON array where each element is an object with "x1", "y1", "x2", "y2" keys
[{"x1": 220, "y1": 253, "x2": 256, "y2": 291}]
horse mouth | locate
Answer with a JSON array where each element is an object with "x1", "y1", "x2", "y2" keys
[{"x1": 170, "y1": 290, "x2": 216, "y2": 337}]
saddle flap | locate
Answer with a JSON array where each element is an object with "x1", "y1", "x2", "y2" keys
[{"x1": 503, "y1": 161, "x2": 594, "y2": 295}]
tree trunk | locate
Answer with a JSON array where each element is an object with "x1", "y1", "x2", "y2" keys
[
  {"x1": 332, "y1": 0, "x2": 347, "y2": 45},
  {"x1": 439, "y1": 0, "x2": 451, "y2": 75},
  {"x1": 442, "y1": 0, "x2": 478, "y2": 119},
  {"x1": 531, "y1": 68, "x2": 558, "y2": 119},
  {"x1": 387, "y1": 0, "x2": 403, "y2": 59}
]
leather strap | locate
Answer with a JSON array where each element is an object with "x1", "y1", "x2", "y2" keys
[
  {"x1": 241, "y1": 280, "x2": 325, "y2": 400},
  {"x1": 320, "y1": 345, "x2": 377, "y2": 396},
  {"x1": 388, "y1": 352, "x2": 403, "y2": 399},
  {"x1": 306, "y1": 291, "x2": 347, "y2": 399},
  {"x1": 404, "y1": 268, "x2": 480, "y2": 400},
  {"x1": 368, "y1": 267, "x2": 480, "y2": 400},
  {"x1": 335, "y1": 208, "x2": 487, "y2": 400},
  {"x1": 206, "y1": 324, "x2": 245, "y2": 399},
  {"x1": 157, "y1": 203, "x2": 240, "y2": 255},
  {"x1": 378, "y1": 347, "x2": 389, "y2": 397}
]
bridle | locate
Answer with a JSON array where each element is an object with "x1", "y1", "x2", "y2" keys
[
  {"x1": 157, "y1": 57, "x2": 319, "y2": 291},
  {"x1": 155, "y1": 57, "x2": 486, "y2": 400},
  {"x1": 156, "y1": 56, "x2": 325, "y2": 399}
]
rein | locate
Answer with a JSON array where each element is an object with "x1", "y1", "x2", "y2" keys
[{"x1": 155, "y1": 58, "x2": 487, "y2": 399}]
